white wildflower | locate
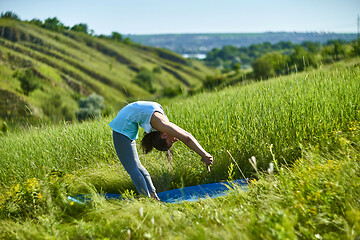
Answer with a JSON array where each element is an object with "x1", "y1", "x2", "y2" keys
[
  {"x1": 315, "y1": 233, "x2": 322, "y2": 239},
  {"x1": 251, "y1": 156, "x2": 257, "y2": 166},
  {"x1": 139, "y1": 207, "x2": 144, "y2": 217},
  {"x1": 151, "y1": 216, "x2": 155, "y2": 226},
  {"x1": 249, "y1": 156, "x2": 257, "y2": 171},
  {"x1": 268, "y1": 162, "x2": 274, "y2": 174}
]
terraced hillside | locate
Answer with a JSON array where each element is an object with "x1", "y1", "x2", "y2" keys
[{"x1": 0, "y1": 19, "x2": 215, "y2": 123}]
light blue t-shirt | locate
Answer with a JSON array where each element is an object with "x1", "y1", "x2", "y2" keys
[{"x1": 109, "y1": 101, "x2": 166, "y2": 140}]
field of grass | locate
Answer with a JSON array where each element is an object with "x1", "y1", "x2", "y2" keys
[{"x1": 0, "y1": 61, "x2": 359, "y2": 239}]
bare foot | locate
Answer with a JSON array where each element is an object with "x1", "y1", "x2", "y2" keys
[{"x1": 150, "y1": 192, "x2": 160, "y2": 201}]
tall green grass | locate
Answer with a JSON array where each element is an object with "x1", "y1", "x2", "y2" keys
[
  {"x1": 1, "y1": 64, "x2": 359, "y2": 190},
  {"x1": 166, "y1": 65, "x2": 360, "y2": 180},
  {"x1": 0, "y1": 63, "x2": 359, "y2": 239}
]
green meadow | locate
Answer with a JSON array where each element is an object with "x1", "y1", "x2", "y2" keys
[{"x1": 0, "y1": 61, "x2": 360, "y2": 239}]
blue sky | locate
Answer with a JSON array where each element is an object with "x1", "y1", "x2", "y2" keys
[{"x1": 1, "y1": 0, "x2": 359, "y2": 35}]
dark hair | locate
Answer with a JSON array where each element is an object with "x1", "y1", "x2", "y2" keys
[{"x1": 141, "y1": 131, "x2": 169, "y2": 153}]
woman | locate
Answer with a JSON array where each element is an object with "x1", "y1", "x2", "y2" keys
[{"x1": 109, "y1": 101, "x2": 213, "y2": 201}]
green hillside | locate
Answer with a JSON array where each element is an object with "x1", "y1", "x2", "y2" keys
[{"x1": 0, "y1": 19, "x2": 215, "y2": 124}]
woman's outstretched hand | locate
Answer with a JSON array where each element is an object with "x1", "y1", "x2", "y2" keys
[{"x1": 201, "y1": 154, "x2": 214, "y2": 172}]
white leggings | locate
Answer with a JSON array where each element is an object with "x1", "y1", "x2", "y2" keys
[{"x1": 112, "y1": 131, "x2": 156, "y2": 196}]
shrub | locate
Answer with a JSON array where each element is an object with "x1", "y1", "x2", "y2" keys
[
  {"x1": 202, "y1": 75, "x2": 225, "y2": 89},
  {"x1": 152, "y1": 66, "x2": 162, "y2": 73},
  {"x1": 76, "y1": 93, "x2": 104, "y2": 121},
  {"x1": 161, "y1": 86, "x2": 183, "y2": 98},
  {"x1": 13, "y1": 69, "x2": 39, "y2": 96}
]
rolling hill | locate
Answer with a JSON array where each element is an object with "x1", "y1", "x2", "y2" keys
[
  {"x1": 128, "y1": 32, "x2": 358, "y2": 55},
  {"x1": 0, "y1": 19, "x2": 215, "y2": 123}
]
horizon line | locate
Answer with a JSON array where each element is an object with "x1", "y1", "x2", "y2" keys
[{"x1": 123, "y1": 31, "x2": 358, "y2": 36}]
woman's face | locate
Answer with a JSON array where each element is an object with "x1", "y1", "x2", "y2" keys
[{"x1": 163, "y1": 134, "x2": 178, "y2": 148}]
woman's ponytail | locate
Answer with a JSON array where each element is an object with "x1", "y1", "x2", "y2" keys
[
  {"x1": 141, "y1": 132, "x2": 156, "y2": 153},
  {"x1": 141, "y1": 131, "x2": 169, "y2": 153}
]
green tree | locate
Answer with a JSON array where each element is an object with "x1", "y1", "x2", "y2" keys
[
  {"x1": 111, "y1": 32, "x2": 123, "y2": 42},
  {"x1": 321, "y1": 41, "x2": 346, "y2": 62},
  {"x1": 252, "y1": 56, "x2": 275, "y2": 80},
  {"x1": 350, "y1": 40, "x2": 360, "y2": 57},
  {"x1": 43, "y1": 17, "x2": 68, "y2": 32},
  {"x1": 332, "y1": 41, "x2": 346, "y2": 60},
  {"x1": 29, "y1": 18, "x2": 43, "y2": 27},
  {"x1": 123, "y1": 37, "x2": 132, "y2": 45},
  {"x1": 70, "y1": 23, "x2": 88, "y2": 33},
  {"x1": 232, "y1": 62, "x2": 241, "y2": 73},
  {"x1": 252, "y1": 52, "x2": 288, "y2": 79},
  {"x1": 302, "y1": 41, "x2": 321, "y2": 54},
  {"x1": 289, "y1": 46, "x2": 317, "y2": 72},
  {"x1": 0, "y1": 11, "x2": 20, "y2": 20}
]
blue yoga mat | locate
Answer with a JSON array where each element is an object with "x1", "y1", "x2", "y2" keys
[
  {"x1": 68, "y1": 179, "x2": 248, "y2": 204},
  {"x1": 157, "y1": 179, "x2": 247, "y2": 203}
]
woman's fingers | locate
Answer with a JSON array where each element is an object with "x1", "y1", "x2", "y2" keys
[{"x1": 202, "y1": 155, "x2": 213, "y2": 172}]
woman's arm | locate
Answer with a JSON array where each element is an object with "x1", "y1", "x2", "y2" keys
[{"x1": 151, "y1": 112, "x2": 213, "y2": 171}]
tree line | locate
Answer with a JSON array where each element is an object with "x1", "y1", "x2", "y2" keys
[
  {"x1": 205, "y1": 39, "x2": 360, "y2": 79},
  {"x1": 0, "y1": 11, "x2": 133, "y2": 44}
]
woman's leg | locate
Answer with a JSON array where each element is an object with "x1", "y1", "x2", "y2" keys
[
  {"x1": 130, "y1": 140, "x2": 156, "y2": 193},
  {"x1": 112, "y1": 131, "x2": 155, "y2": 196}
]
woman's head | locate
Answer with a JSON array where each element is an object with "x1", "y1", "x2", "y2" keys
[{"x1": 141, "y1": 131, "x2": 178, "y2": 154}]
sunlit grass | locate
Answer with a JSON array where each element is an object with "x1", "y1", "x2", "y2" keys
[{"x1": 0, "y1": 63, "x2": 359, "y2": 239}]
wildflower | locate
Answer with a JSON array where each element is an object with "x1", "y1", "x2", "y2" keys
[
  {"x1": 144, "y1": 233, "x2": 151, "y2": 239},
  {"x1": 267, "y1": 162, "x2": 274, "y2": 174},
  {"x1": 151, "y1": 216, "x2": 155, "y2": 226},
  {"x1": 139, "y1": 207, "x2": 144, "y2": 217},
  {"x1": 251, "y1": 156, "x2": 257, "y2": 166},
  {"x1": 315, "y1": 234, "x2": 322, "y2": 239},
  {"x1": 249, "y1": 156, "x2": 257, "y2": 171},
  {"x1": 26, "y1": 178, "x2": 39, "y2": 191},
  {"x1": 349, "y1": 126, "x2": 357, "y2": 131},
  {"x1": 250, "y1": 179, "x2": 257, "y2": 184},
  {"x1": 37, "y1": 193, "x2": 42, "y2": 199},
  {"x1": 327, "y1": 160, "x2": 334, "y2": 165}
]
